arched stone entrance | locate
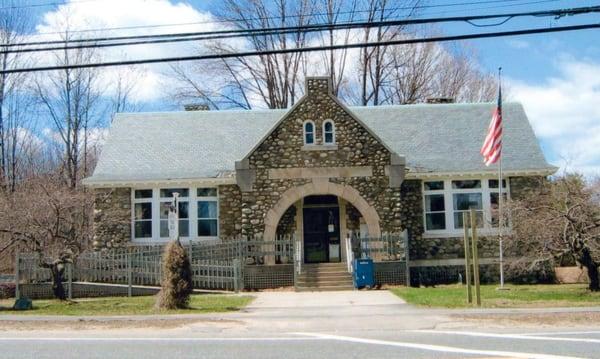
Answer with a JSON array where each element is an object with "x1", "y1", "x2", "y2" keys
[{"x1": 263, "y1": 180, "x2": 381, "y2": 243}]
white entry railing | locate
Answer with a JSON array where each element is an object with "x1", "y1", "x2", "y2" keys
[
  {"x1": 294, "y1": 236, "x2": 302, "y2": 274},
  {"x1": 344, "y1": 234, "x2": 353, "y2": 274}
]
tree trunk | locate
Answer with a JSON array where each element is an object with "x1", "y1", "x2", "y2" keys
[
  {"x1": 42, "y1": 261, "x2": 68, "y2": 300},
  {"x1": 580, "y1": 248, "x2": 599, "y2": 292}
]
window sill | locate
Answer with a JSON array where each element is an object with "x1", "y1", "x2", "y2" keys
[
  {"x1": 131, "y1": 237, "x2": 220, "y2": 244},
  {"x1": 301, "y1": 144, "x2": 338, "y2": 151},
  {"x1": 422, "y1": 228, "x2": 511, "y2": 238}
]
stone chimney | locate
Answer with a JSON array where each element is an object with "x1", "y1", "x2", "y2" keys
[
  {"x1": 426, "y1": 98, "x2": 455, "y2": 104},
  {"x1": 184, "y1": 104, "x2": 210, "y2": 111},
  {"x1": 305, "y1": 77, "x2": 331, "y2": 95}
]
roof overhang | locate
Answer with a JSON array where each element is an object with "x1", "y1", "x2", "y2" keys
[
  {"x1": 82, "y1": 176, "x2": 236, "y2": 188},
  {"x1": 406, "y1": 167, "x2": 558, "y2": 180}
]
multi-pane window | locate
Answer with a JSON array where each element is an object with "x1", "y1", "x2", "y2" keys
[
  {"x1": 197, "y1": 188, "x2": 218, "y2": 237},
  {"x1": 323, "y1": 120, "x2": 335, "y2": 144},
  {"x1": 453, "y1": 193, "x2": 483, "y2": 229},
  {"x1": 423, "y1": 181, "x2": 445, "y2": 230},
  {"x1": 159, "y1": 188, "x2": 189, "y2": 238},
  {"x1": 303, "y1": 121, "x2": 315, "y2": 145},
  {"x1": 425, "y1": 194, "x2": 445, "y2": 230},
  {"x1": 133, "y1": 189, "x2": 153, "y2": 238},
  {"x1": 131, "y1": 187, "x2": 218, "y2": 241},
  {"x1": 423, "y1": 179, "x2": 510, "y2": 234}
]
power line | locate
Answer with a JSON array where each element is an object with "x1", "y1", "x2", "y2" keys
[
  {"x1": 3, "y1": 4, "x2": 597, "y2": 53},
  {"x1": 0, "y1": 0, "x2": 116, "y2": 10},
  {"x1": 2, "y1": 22, "x2": 599, "y2": 74},
  {"x1": 24, "y1": 0, "x2": 561, "y2": 36}
]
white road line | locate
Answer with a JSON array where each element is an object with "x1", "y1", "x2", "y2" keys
[
  {"x1": 293, "y1": 332, "x2": 582, "y2": 359},
  {"x1": 412, "y1": 330, "x2": 600, "y2": 344},
  {"x1": 516, "y1": 331, "x2": 600, "y2": 336},
  {"x1": 0, "y1": 337, "x2": 326, "y2": 342}
]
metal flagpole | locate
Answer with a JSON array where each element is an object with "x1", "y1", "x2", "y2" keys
[{"x1": 497, "y1": 67, "x2": 505, "y2": 289}]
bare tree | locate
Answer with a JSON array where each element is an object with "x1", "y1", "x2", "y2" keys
[
  {"x1": 356, "y1": 0, "x2": 421, "y2": 106},
  {"x1": 32, "y1": 23, "x2": 103, "y2": 188},
  {"x1": 0, "y1": 3, "x2": 34, "y2": 191},
  {"x1": 0, "y1": 173, "x2": 93, "y2": 299},
  {"x1": 507, "y1": 174, "x2": 600, "y2": 291},
  {"x1": 313, "y1": 0, "x2": 357, "y2": 97},
  {"x1": 380, "y1": 39, "x2": 497, "y2": 104}
]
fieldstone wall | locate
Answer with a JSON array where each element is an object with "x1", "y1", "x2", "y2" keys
[
  {"x1": 276, "y1": 205, "x2": 297, "y2": 236},
  {"x1": 93, "y1": 188, "x2": 131, "y2": 250},
  {"x1": 410, "y1": 236, "x2": 500, "y2": 260},
  {"x1": 241, "y1": 78, "x2": 409, "y2": 237},
  {"x1": 218, "y1": 184, "x2": 243, "y2": 238}
]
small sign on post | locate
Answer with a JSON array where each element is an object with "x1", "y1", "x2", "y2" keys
[{"x1": 168, "y1": 192, "x2": 180, "y2": 241}]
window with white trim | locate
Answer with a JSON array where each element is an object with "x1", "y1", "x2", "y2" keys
[
  {"x1": 159, "y1": 188, "x2": 189, "y2": 238},
  {"x1": 424, "y1": 181, "x2": 445, "y2": 230},
  {"x1": 323, "y1": 120, "x2": 335, "y2": 144},
  {"x1": 197, "y1": 188, "x2": 218, "y2": 237},
  {"x1": 133, "y1": 189, "x2": 153, "y2": 238},
  {"x1": 131, "y1": 187, "x2": 219, "y2": 241},
  {"x1": 422, "y1": 178, "x2": 510, "y2": 235},
  {"x1": 303, "y1": 121, "x2": 315, "y2": 145}
]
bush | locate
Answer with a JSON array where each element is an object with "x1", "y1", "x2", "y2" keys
[
  {"x1": 155, "y1": 241, "x2": 193, "y2": 310},
  {"x1": 0, "y1": 283, "x2": 16, "y2": 299},
  {"x1": 506, "y1": 258, "x2": 556, "y2": 284}
]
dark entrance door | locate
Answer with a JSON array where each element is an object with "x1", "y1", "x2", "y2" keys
[{"x1": 303, "y1": 196, "x2": 340, "y2": 264}]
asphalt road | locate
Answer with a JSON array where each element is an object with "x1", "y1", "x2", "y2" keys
[
  {"x1": 1, "y1": 329, "x2": 598, "y2": 359},
  {"x1": 1, "y1": 291, "x2": 599, "y2": 359}
]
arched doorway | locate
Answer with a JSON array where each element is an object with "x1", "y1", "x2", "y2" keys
[{"x1": 263, "y1": 181, "x2": 381, "y2": 263}]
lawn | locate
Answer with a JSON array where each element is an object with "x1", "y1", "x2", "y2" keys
[
  {"x1": 390, "y1": 284, "x2": 600, "y2": 308},
  {"x1": 0, "y1": 294, "x2": 254, "y2": 316}
]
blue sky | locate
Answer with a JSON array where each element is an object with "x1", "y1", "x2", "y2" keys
[{"x1": 19, "y1": 0, "x2": 600, "y2": 175}]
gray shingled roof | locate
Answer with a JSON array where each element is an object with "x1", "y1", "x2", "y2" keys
[{"x1": 85, "y1": 102, "x2": 555, "y2": 184}]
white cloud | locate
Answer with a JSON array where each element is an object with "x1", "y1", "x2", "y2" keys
[
  {"x1": 32, "y1": 0, "x2": 220, "y2": 102},
  {"x1": 510, "y1": 58, "x2": 600, "y2": 177}
]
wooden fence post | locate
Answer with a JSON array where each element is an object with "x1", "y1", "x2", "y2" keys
[
  {"x1": 127, "y1": 252, "x2": 132, "y2": 297},
  {"x1": 233, "y1": 259, "x2": 240, "y2": 293},
  {"x1": 463, "y1": 212, "x2": 472, "y2": 304},
  {"x1": 404, "y1": 231, "x2": 410, "y2": 287},
  {"x1": 470, "y1": 209, "x2": 481, "y2": 307},
  {"x1": 67, "y1": 262, "x2": 73, "y2": 300},
  {"x1": 14, "y1": 251, "x2": 20, "y2": 300}
]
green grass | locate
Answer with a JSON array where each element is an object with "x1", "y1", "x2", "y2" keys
[
  {"x1": 0, "y1": 294, "x2": 254, "y2": 316},
  {"x1": 390, "y1": 284, "x2": 600, "y2": 308}
]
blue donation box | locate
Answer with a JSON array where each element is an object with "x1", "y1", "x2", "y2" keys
[{"x1": 353, "y1": 258, "x2": 374, "y2": 288}]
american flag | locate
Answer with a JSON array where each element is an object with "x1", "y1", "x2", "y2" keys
[{"x1": 481, "y1": 84, "x2": 502, "y2": 166}]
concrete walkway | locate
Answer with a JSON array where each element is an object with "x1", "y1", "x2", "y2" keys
[{"x1": 247, "y1": 290, "x2": 405, "y2": 309}]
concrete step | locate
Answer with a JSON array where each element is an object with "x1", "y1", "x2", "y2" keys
[
  {"x1": 302, "y1": 263, "x2": 347, "y2": 268},
  {"x1": 295, "y1": 285, "x2": 355, "y2": 292},
  {"x1": 300, "y1": 271, "x2": 349, "y2": 277},
  {"x1": 296, "y1": 277, "x2": 352, "y2": 283}
]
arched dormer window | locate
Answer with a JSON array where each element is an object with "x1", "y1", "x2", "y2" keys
[
  {"x1": 303, "y1": 121, "x2": 315, "y2": 145},
  {"x1": 323, "y1": 120, "x2": 335, "y2": 144}
]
